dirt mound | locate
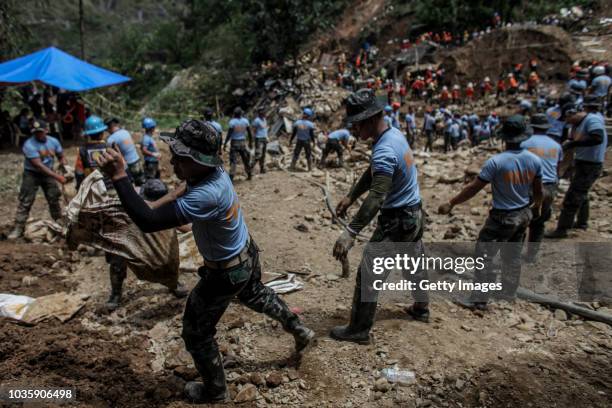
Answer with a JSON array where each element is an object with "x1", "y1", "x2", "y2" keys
[
  {"x1": 0, "y1": 319, "x2": 181, "y2": 407},
  {"x1": 440, "y1": 25, "x2": 578, "y2": 83}
]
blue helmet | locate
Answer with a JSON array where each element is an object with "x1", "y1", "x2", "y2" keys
[
  {"x1": 84, "y1": 115, "x2": 107, "y2": 135},
  {"x1": 303, "y1": 108, "x2": 314, "y2": 117},
  {"x1": 142, "y1": 117, "x2": 157, "y2": 129},
  {"x1": 384, "y1": 105, "x2": 392, "y2": 113}
]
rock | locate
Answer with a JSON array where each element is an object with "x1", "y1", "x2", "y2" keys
[
  {"x1": 374, "y1": 377, "x2": 391, "y2": 392},
  {"x1": 294, "y1": 223, "x2": 310, "y2": 233},
  {"x1": 228, "y1": 317, "x2": 245, "y2": 330},
  {"x1": 455, "y1": 379, "x2": 465, "y2": 390},
  {"x1": 234, "y1": 384, "x2": 258, "y2": 403},
  {"x1": 266, "y1": 371, "x2": 283, "y2": 388},
  {"x1": 460, "y1": 324, "x2": 473, "y2": 332},
  {"x1": 554, "y1": 309, "x2": 568, "y2": 321},
  {"x1": 173, "y1": 366, "x2": 199, "y2": 381},
  {"x1": 470, "y1": 208, "x2": 480, "y2": 216},
  {"x1": 249, "y1": 372, "x2": 266, "y2": 386}
]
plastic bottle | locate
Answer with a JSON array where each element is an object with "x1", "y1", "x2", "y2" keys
[{"x1": 381, "y1": 367, "x2": 416, "y2": 385}]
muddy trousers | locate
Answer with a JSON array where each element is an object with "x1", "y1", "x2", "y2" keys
[
  {"x1": 347, "y1": 205, "x2": 429, "y2": 334},
  {"x1": 229, "y1": 140, "x2": 252, "y2": 179},
  {"x1": 253, "y1": 139, "x2": 267, "y2": 172},
  {"x1": 320, "y1": 140, "x2": 343, "y2": 167},
  {"x1": 181, "y1": 239, "x2": 304, "y2": 397},
  {"x1": 526, "y1": 183, "x2": 557, "y2": 258},
  {"x1": 556, "y1": 160, "x2": 602, "y2": 231},
  {"x1": 14, "y1": 170, "x2": 62, "y2": 227},
  {"x1": 472, "y1": 207, "x2": 532, "y2": 302},
  {"x1": 443, "y1": 131, "x2": 452, "y2": 152},
  {"x1": 291, "y1": 140, "x2": 312, "y2": 169},
  {"x1": 144, "y1": 161, "x2": 160, "y2": 180},
  {"x1": 424, "y1": 130, "x2": 434, "y2": 152}
]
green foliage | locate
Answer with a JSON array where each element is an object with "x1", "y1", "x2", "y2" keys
[
  {"x1": 0, "y1": 0, "x2": 30, "y2": 60},
  {"x1": 411, "y1": 0, "x2": 596, "y2": 32}
]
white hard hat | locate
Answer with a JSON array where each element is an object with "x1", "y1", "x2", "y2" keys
[
  {"x1": 484, "y1": 76, "x2": 490, "y2": 82},
  {"x1": 593, "y1": 65, "x2": 605, "y2": 75}
]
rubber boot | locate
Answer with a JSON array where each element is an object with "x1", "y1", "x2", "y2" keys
[
  {"x1": 185, "y1": 349, "x2": 228, "y2": 403},
  {"x1": 286, "y1": 319, "x2": 316, "y2": 354},
  {"x1": 7, "y1": 223, "x2": 25, "y2": 240},
  {"x1": 106, "y1": 265, "x2": 126, "y2": 310},
  {"x1": 405, "y1": 302, "x2": 430, "y2": 323},
  {"x1": 307, "y1": 158, "x2": 313, "y2": 172},
  {"x1": 330, "y1": 296, "x2": 376, "y2": 345}
]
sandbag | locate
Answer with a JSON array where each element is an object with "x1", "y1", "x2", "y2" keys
[{"x1": 65, "y1": 170, "x2": 179, "y2": 289}]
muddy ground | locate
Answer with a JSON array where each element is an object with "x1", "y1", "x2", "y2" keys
[{"x1": 0, "y1": 134, "x2": 611, "y2": 407}]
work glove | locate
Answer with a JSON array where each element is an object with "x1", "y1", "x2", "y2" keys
[{"x1": 333, "y1": 230, "x2": 355, "y2": 261}]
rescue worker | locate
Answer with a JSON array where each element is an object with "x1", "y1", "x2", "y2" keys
[
  {"x1": 546, "y1": 95, "x2": 608, "y2": 237},
  {"x1": 383, "y1": 105, "x2": 394, "y2": 128},
  {"x1": 251, "y1": 108, "x2": 269, "y2": 174},
  {"x1": 319, "y1": 128, "x2": 351, "y2": 168},
  {"x1": 141, "y1": 117, "x2": 161, "y2": 180},
  {"x1": 106, "y1": 118, "x2": 145, "y2": 186},
  {"x1": 330, "y1": 89, "x2": 429, "y2": 344},
  {"x1": 223, "y1": 107, "x2": 252, "y2": 181},
  {"x1": 439, "y1": 116, "x2": 543, "y2": 310},
  {"x1": 519, "y1": 99, "x2": 533, "y2": 116},
  {"x1": 289, "y1": 108, "x2": 316, "y2": 171},
  {"x1": 443, "y1": 111, "x2": 454, "y2": 153},
  {"x1": 450, "y1": 113, "x2": 461, "y2": 150},
  {"x1": 75, "y1": 115, "x2": 108, "y2": 189},
  {"x1": 404, "y1": 107, "x2": 417, "y2": 147},
  {"x1": 527, "y1": 71, "x2": 539, "y2": 95},
  {"x1": 95, "y1": 119, "x2": 315, "y2": 403},
  {"x1": 422, "y1": 109, "x2": 436, "y2": 152},
  {"x1": 589, "y1": 65, "x2": 611, "y2": 111},
  {"x1": 8, "y1": 120, "x2": 66, "y2": 239},
  {"x1": 546, "y1": 93, "x2": 576, "y2": 143},
  {"x1": 507, "y1": 73, "x2": 519, "y2": 95},
  {"x1": 203, "y1": 107, "x2": 223, "y2": 136},
  {"x1": 521, "y1": 114, "x2": 562, "y2": 262}
]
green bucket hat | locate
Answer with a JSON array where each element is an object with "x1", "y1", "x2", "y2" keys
[
  {"x1": 160, "y1": 119, "x2": 223, "y2": 167},
  {"x1": 345, "y1": 88, "x2": 385, "y2": 124},
  {"x1": 500, "y1": 115, "x2": 529, "y2": 143}
]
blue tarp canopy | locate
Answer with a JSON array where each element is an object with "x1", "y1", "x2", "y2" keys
[{"x1": 0, "y1": 47, "x2": 130, "y2": 91}]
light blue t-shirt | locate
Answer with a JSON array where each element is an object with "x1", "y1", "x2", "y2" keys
[
  {"x1": 486, "y1": 115, "x2": 499, "y2": 129},
  {"x1": 176, "y1": 168, "x2": 249, "y2": 261},
  {"x1": 468, "y1": 114, "x2": 480, "y2": 127},
  {"x1": 141, "y1": 134, "x2": 159, "y2": 163},
  {"x1": 479, "y1": 149, "x2": 543, "y2": 210},
  {"x1": 424, "y1": 114, "x2": 436, "y2": 131},
  {"x1": 207, "y1": 120, "x2": 223, "y2": 135},
  {"x1": 521, "y1": 134, "x2": 562, "y2": 184},
  {"x1": 546, "y1": 106, "x2": 564, "y2": 139},
  {"x1": 573, "y1": 113, "x2": 608, "y2": 163},
  {"x1": 252, "y1": 117, "x2": 268, "y2": 140},
  {"x1": 228, "y1": 117, "x2": 250, "y2": 141},
  {"x1": 107, "y1": 129, "x2": 140, "y2": 165},
  {"x1": 568, "y1": 79, "x2": 587, "y2": 91},
  {"x1": 591, "y1": 75, "x2": 611, "y2": 97},
  {"x1": 371, "y1": 127, "x2": 421, "y2": 209},
  {"x1": 384, "y1": 115, "x2": 394, "y2": 129},
  {"x1": 450, "y1": 122, "x2": 461, "y2": 139},
  {"x1": 328, "y1": 129, "x2": 350, "y2": 142},
  {"x1": 23, "y1": 136, "x2": 63, "y2": 172},
  {"x1": 391, "y1": 112, "x2": 400, "y2": 129},
  {"x1": 294, "y1": 119, "x2": 315, "y2": 141},
  {"x1": 404, "y1": 114, "x2": 416, "y2": 130}
]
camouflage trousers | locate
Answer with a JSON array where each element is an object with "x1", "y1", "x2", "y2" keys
[
  {"x1": 557, "y1": 160, "x2": 603, "y2": 230},
  {"x1": 351, "y1": 205, "x2": 429, "y2": 333},
  {"x1": 320, "y1": 140, "x2": 343, "y2": 167},
  {"x1": 473, "y1": 207, "x2": 532, "y2": 301},
  {"x1": 181, "y1": 238, "x2": 303, "y2": 380},
  {"x1": 127, "y1": 160, "x2": 145, "y2": 186},
  {"x1": 229, "y1": 140, "x2": 251, "y2": 178},
  {"x1": 14, "y1": 170, "x2": 62, "y2": 226},
  {"x1": 144, "y1": 161, "x2": 160, "y2": 180},
  {"x1": 253, "y1": 139, "x2": 267, "y2": 172},
  {"x1": 526, "y1": 183, "x2": 557, "y2": 257}
]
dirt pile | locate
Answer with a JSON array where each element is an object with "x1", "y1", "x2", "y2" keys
[{"x1": 440, "y1": 25, "x2": 578, "y2": 83}]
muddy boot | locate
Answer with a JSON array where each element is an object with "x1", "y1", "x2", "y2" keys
[
  {"x1": 286, "y1": 319, "x2": 316, "y2": 354},
  {"x1": 405, "y1": 303, "x2": 430, "y2": 323},
  {"x1": 105, "y1": 264, "x2": 126, "y2": 310},
  {"x1": 544, "y1": 228, "x2": 568, "y2": 239},
  {"x1": 7, "y1": 223, "x2": 25, "y2": 240},
  {"x1": 330, "y1": 298, "x2": 376, "y2": 345},
  {"x1": 307, "y1": 158, "x2": 313, "y2": 172},
  {"x1": 289, "y1": 158, "x2": 297, "y2": 171},
  {"x1": 170, "y1": 281, "x2": 189, "y2": 298},
  {"x1": 186, "y1": 349, "x2": 228, "y2": 403}
]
